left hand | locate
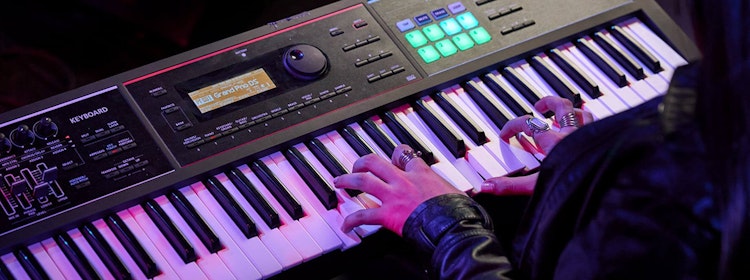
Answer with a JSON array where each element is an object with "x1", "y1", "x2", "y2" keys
[{"x1": 333, "y1": 144, "x2": 464, "y2": 236}]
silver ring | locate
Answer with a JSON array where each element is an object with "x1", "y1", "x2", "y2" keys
[
  {"x1": 397, "y1": 149, "x2": 422, "y2": 170},
  {"x1": 525, "y1": 117, "x2": 550, "y2": 135},
  {"x1": 559, "y1": 112, "x2": 579, "y2": 128}
]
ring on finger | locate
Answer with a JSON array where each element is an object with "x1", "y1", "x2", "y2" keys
[
  {"x1": 525, "y1": 117, "x2": 550, "y2": 135},
  {"x1": 397, "y1": 149, "x2": 422, "y2": 170},
  {"x1": 559, "y1": 112, "x2": 579, "y2": 128}
]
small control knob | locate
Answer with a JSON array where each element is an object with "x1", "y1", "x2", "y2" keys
[
  {"x1": 10, "y1": 125, "x2": 35, "y2": 147},
  {"x1": 33, "y1": 117, "x2": 58, "y2": 139},
  {"x1": 0, "y1": 133, "x2": 11, "y2": 154},
  {"x1": 283, "y1": 44, "x2": 329, "y2": 80}
]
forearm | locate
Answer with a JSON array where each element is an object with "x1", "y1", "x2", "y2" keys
[{"x1": 404, "y1": 194, "x2": 514, "y2": 279}]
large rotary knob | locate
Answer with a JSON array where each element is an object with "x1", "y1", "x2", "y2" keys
[
  {"x1": 33, "y1": 117, "x2": 58, "y2": 139},
  {"x1": 10, "y1": 124, "x2": 35, "y2": 147},
  {"x1": 283, "y1": 44, "x2": 329, "y2": 80}
]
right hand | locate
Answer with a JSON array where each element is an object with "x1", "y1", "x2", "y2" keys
[{"x1": 480, "y1": 96, "x2": 593, "y2": 196}]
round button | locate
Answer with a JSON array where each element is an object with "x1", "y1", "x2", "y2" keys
[{"x1": 283, "y1": 44, "x2": 329, "y2": 80}]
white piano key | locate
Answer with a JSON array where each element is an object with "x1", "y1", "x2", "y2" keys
[
  {"x1": 537, "y1": 54, "x2": 615, "y2": 119},
  {"x1": 127, "y1": 206, "x2": 207, "y2": 280},
  {"x1": 449, "y1": 86, "x2": 545, "y2": 165},
  {"x1": 232, "y1": 166, "x2": 323, "y2": 261},
  {"x1": 324, "y1": 132, "x2": 383, "y2": 210},
  {"x1": 623, "y1": 20, "x2": 688, "y2": 71},
  {"x1": 582, "y1": 36, "x2": 658, "y2": 103},
  {"x1": 421, "y1": 96, "x2": 510, "y2": 190},
  {"x1": 1, "y1": 252, "x2": 30, "y2": 280},
  {"x1": 92, "y1": 219, "x2": 153, "y2": 280},
  {"x1": 594, "y1": 30, "x2": 665, "y2": 100},
  {"x1": 347, "y1": 122, "x2": 390, "y2": 159},
  {"x1": 153, "y1": 195, "x2": 236, "y2": 280},
  {"x1": 305, "y1": 137, "x2": 379, "y2": 237},
  {"x1": 267, "y1": 152, "x2": 359, "y2": 249},
  {"x1": 566, "y1": 42, "x2": 645, "y2": 109},
  {"x1": 604, "y1": 30, "x2": 670, "y2": 95},
  {"x1": 485, "y1": 72, "x2": 547, "y2": 119},
  {"x1": 259, "y1": 155, "x2": 343, "y2": 253},
  {"x1": 181, "y1": 184, "x2": 283, "y2": 277},
  {"x1": 115, "y1": 210, "x2": 179, "y2": 279},
  {"x1": 68, "y1": 227, "x2": 115, "y2": 280},
  {"x1": 41, "y1": 238, "x2": 82, "y2": 280},
  {"x1": 291, "y1": 142, "x2": 363, "y2": 248},
  {"x1": 394, "y1": 106, "x2": 483, "y2": 191},
  {"x1": 555, "y1": 45, "x2": 631, "y2": 114},
  {"x1": 27, "y1": 243, "x2": 66, "y2": 280}
]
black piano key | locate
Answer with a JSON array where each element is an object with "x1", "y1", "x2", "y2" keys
[
  {"x1": 167, "y1": 191, "x2": 223, "y2": 253},
  {"x1": 105, "y1": 215, "x2": 160, "y2": 278},
  {"x1": 433, "y1": 92, "x2": 488, "y2": 145},
  {"x1": 382, "y1": 111, "x2": 436, "y2": 165},
  {"x1": 141, "y1": 200, "x2": 197, "y2": 264},
  {"x1": 203, "y1": 177, "x2": 258, "y2": 239},
  {"x1": 549, "y1": 48, "x2": 602, "y2": 98},
  {"x1": 14, "y1": 247, "x2": 49, "y2": 280},
  {"x1": 79, "y1": 223, "x2": 131, "y2": 280},
  {"x1": 529, "y1": 56, "x2": 584, "y2": 108},
  {"x1": 462, "y1": 80, "x2": 514, "y2": 126},
  {"x1": 480, "y1": 73, "x2": 533, "y2": 117},
  {"x1": 339, "y1": 125, "x2": 376, "y2": 157},
  {"x1": 575, "y1": 38, "x2": 628, "y2": 87},
  {"x1": 501, "y1": 66, "x2": 553, "y2": 117},
  {"x1": 307, "y1": 139, "x2": 361, "y2": 197},
  {"x1": 0, "y1": 258, "x2": 12, "y2": 280},
  {"x1": 250, "y1": 160, "x2": 305, "y2": 220},
  {"x1": 413, "y1": 99, "x2": 466, "y2": 158},
  {"x1": 610, "y1": 25, "x2": 662, "y2": 73},
  {"x1": 361, "y1": 119, "x2": 397, "y2": 156},
  {"x1": 54, "y1": 232, "x2": 100, "y2": 280},
  {"x1": 227, "y1": 168, "x2": 281, "y2": 229},
  {"x1": 284, "y1": 147, "x2": 338, "y2": 210},
  {"x1": 593, "y1": 31, "x2": 645, "y2": 80}
]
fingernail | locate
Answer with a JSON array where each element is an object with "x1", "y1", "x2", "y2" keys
[
  {"x1": 333, "y1": 176, "x2": 339, "y2": 184},
  {"x1": 481, "y1": 181, "x2": 494, "y2": 191}
]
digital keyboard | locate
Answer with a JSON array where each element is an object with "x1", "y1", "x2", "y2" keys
[{"x1": 0, "y1": 0, "x2": 699, "y2": 279}]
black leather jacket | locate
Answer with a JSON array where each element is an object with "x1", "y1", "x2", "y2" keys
[{"x1": 403, "y1": 64, "x2": 721, "y2": 279}]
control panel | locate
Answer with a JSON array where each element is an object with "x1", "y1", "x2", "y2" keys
[
  {"x1": 0, "y1": 87, "x2": 173, "y2": 235},
  {"x1": 369, "y1": 0, "x2": 629, "y2": 75},
  {"x1": 125, "y1": 3, "x2": 420, "y2": 166}
]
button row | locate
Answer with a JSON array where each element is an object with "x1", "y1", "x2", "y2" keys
[
  {"x1": 342, "y1": 36, "x2": 381, "y2": 52},
  {"x1": 354, "y1": 51, "x2": 393, "y2": 67},
  {"x1": 396, "y1": 2, "x2": 467, "y2": 32},
  {"x1": 416, "y1": 27, "x2": 491, "y2": 63},
  {"x1": 81, "y1": 125, "x2": 125, "y2": 144},
  {"x1": 488, "y1": 4, "x2": 522, "y2": 20},
  {"x1": 500, "y1": 19, "x2": 536, "y2": 35},
  {"x1": 367, "y1": 67, "x2": 406, "y2": 83}
]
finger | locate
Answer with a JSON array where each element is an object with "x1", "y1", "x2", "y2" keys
[
  {"x1": 341, "y1": 208, "x2": 382, "y2": 234},
  {"x1": 351, "y1": 153, "x2": 404, "y2": 184},
  {"x1": 391, "y1": 144, "x2": 429, "y2": 172},
  {"x1": 499, "y1": 115, "x2": 534, "y2": 141},
  {"x1": 333, "y1": 172, "x2": 391, "y2": 197},
  {"x1": 578, "y1": 108, "x2": 595, "y2": 124},
  {"x1": 479, "y1": 173, "x2": 538, "y2": 196},
  {"x1": 534, "y1": 96, "x2": 574, "y2": 117}
]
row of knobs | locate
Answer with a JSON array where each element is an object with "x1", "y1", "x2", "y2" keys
[{"x1": 0, "y1": 117, "x2": 58, "y2": 153}]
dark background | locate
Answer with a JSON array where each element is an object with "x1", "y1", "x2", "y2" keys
[{"x1": 0, "y1": 0, "x2": 693, "y2": 115}]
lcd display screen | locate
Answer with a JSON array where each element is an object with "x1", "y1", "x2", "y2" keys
[{"x1": 187, "y1": 68, "x2": 277, "y2": 114}]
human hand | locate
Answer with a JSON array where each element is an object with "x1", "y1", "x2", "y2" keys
[
  {"x1": 333, "y1": 144, "x2": 464, "y2": 236},
  {"x1": 481, "y1": 96, "x2": 593, "y2": 196},
  {"x1": 499, "y1": 96, "x2": 593, "y2": 154}
]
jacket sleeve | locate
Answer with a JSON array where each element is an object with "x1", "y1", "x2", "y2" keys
[{"x1": 403, "y1": 194, "x2": 515, "y2": 279}]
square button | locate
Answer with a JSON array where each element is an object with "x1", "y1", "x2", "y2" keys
[
  {"x1": 431, "y1": 8, "x2": 449, "y2": 20},
  {"x1": 396, "y1": 19, "x2": 416, "y2": 32},
  {"x1": 448, "y1": 2, "x2": 466, "y2": 14},
  {"x1": 435, "y1": 39, "x2": 458, "y2": 57},
  {"x1": 405, "y1": 30, "x2": 429, "y2": 48},
  {"x1": 414, "y1": 14, "x2": 432, "y2": 26},
  {"x1": 417, "y1": 45, "x2": 441, "y2": 63},
  {"x1": 469, "y1": 27, "x2": 492, "y2": 45},
  {"x1": 422, "y1": 24, "x2": 446, "y2": 41},
  {"x1": 452, "y1": 33, "x2": 475, "y2": 50},
  {"x1": 439, "y1": 18, "x2": 462, "y2": 36},
  {"x1": 456, "y1": 12, "x2": 479, "y2": 29}
]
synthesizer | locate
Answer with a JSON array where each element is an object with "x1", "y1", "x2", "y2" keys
[{"x1": 0, "y1": 0, "x2": 699, "y2": 279}]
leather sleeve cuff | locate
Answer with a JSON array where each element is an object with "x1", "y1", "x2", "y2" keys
[{"x1": 403, "y1": 194, "x2": 494, "y2": 254}]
